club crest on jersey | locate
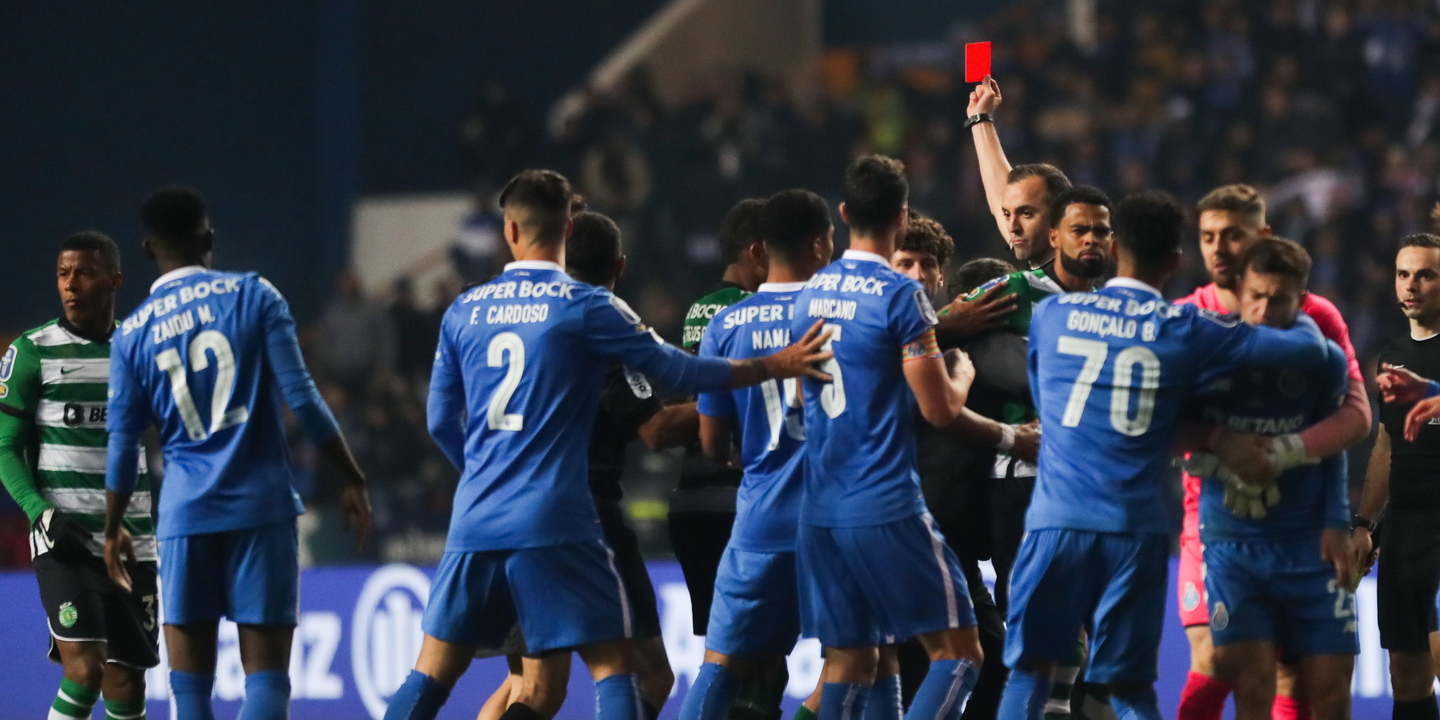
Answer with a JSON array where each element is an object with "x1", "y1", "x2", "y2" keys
[
  {"x1": 915, "y1": 290, "x2": 938, "y2": 326},
  {"x1": 0, "y1": 384, "x2": 7, "y2": 399},
  {"x1": 965, "y1": 275, "x2": 1008, "y2": 302},
  {"x1": 58, "y1": 601, "x2": 78, "y2": 628},
  {"x1": 1210, "y1": 601, "x2": 1229, "y2": 631},
  {"x1": 1182, "y1": 582, "x2": 1201, "y2": 612},
  {"x1": 0, "y1": 345, "x2": 14, "y2": 381}
]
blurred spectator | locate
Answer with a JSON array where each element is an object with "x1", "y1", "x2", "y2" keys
[
  {"x1": 450, "y1": 189, "x2": 507, "y2": 285},
  {"x1": 312, "y1": 270, "x2": 395, "y2": 397},
  {"x1": 391, "y1": 277, "x2": 439, "y2": 384}
]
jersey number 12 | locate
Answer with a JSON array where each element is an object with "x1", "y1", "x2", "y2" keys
[
  {"x1": 156, "y1": 330, "x2": 251, "y2": 441},
  {"x1": 1056, "y1": 335, "x2": 1160, "y2": 436}
]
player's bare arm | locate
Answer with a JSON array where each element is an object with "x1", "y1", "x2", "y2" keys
[
  {"x1": 935, "y1": 282, "x2": 1019, "y2": 341},
  {"x1": 102, "y1": 490, "x2": 136, "y2": 592},
  {"x1": 967, "y1": 76, "x2": 1010, "y2": 236},
  {"x1": 697, "y1": 413, "x2": 735, "y2": 464},
  {"x1": 316, "y1": 434, "x2": 373, "y2": 550},
  {"x1": 1352, "y1": 424, "x2": 1391, "y2": 570},
  {"x1": 904, "y1": 343, "x2": 972, "y2": 428},
  {"x1": 637, "y1": 401, "x2": 699, "y2": 450}
]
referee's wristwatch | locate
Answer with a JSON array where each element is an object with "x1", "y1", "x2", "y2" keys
[
  {"x1": 1352, "y1": 514, "x2": 1377, "y2": 533},
  {"x1": 963, "y1": 113, "x2": 994, "y2": 130}
]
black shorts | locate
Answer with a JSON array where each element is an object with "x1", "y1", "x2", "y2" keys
[
  {"x1": 35, "y1": 553, "x2": 160, "y2": 669},
  {"x1": 1377, "y1": 513, "x2": 1440, "y2": 652},
  {"x1": 597, "y1": 502, "x2": 661, "y2": 640},
  {"x1": 667, "y1": 508, "x2": 736, "y2": 635}
]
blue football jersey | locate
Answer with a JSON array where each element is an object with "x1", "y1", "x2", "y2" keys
[
  {"x1": 697, "y1": 282, "x2": 807, "y2": 552},
  {"x1": 107, "y1": 267, "x2": 307, "y2": 538},
  {"x1": 1196, "y1": 338, "x2": 1351, "y2": 541},
  {"x1": 791, "y1": 250, "x2": 937, "y2": 527},
  {"x1": 1026, "y1": 278, "x2": 1332, "y2": 534},
  {"x1": 428, "y1": 261, "x2": 732, "y2": 552}
]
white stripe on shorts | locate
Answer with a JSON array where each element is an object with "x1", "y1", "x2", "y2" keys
[
  {"x1": 921, "y1": 513, "x2": 960, "y2": 628},
  {"x1": 600, "y1": 540, "x2": 633, "y2": 638}
]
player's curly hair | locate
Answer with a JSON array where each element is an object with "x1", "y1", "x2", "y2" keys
[
  {"x1": 141, "y1": 186, "x2": 212, "y2": 259},
  {"x1": 1114, "y1": 190, "x2": 1185, "y2": 273},
  {"x1": 566, "y1": 211, "x2": 622, "y2": 287},
  {"x1": 898, "y1": 211, "x2": 954, "y2": 269}
]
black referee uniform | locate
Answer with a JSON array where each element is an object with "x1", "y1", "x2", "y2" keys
[{"x1": 1376, "y1": 334, "x2": 1440, "y2": 653}]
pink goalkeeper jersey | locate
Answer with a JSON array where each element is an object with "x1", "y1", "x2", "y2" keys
[{"x1": 1174, "y1": 283, "x2": 1363, "y2": 540}]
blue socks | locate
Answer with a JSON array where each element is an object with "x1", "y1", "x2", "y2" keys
[
  {"x1": 907, "y1": 660, "x2": 978, "y2": 720},
  {"x1": 170, "y1": 671, "x2": 217, "y2": 720},
  {"x1": 238, "y1": 670, "x2": 291, "y2": 720},
  {"x1": 996, "y1": 669, "x2": 1051, "y2": 720},
  {"x1": 679, "y1": 662, "x2": 740, "y2": 720},
  {"x1": 865, "y1": 674, "x2": 902, "y2": 720},
  {"x1": 596, "y1": 673, "x2": 644, "y2": 720},
  {"x1": 383, "y1": 670, "x2": 451, "y2": 720},
  {"x1": 1108, "y1": 686, "x2": 1161, "y2": 720},
  {"x1": 819, "y1": 682, "x2": 871, "y2": 720}
]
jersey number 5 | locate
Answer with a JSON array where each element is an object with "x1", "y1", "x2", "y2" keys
[
  {"x1": 156, "y1": 330, "x2": 251, "y2": 441},
  {"x1": 1056, "y1": 335, "x2": 1160, "y2": 436},
  {"x1": 819, "y1": 324, "x2": 845, "y2": 418}
]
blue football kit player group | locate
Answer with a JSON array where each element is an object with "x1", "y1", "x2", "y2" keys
[
  {"x1": 997, "y1": 192, "x2": 1339, "y2": 720},
  {"x1": 102, "y1": 187, "x2": 372, "y2": 720},
  {"x1": 791, "y1": 157, "x2": 985, "y2": 720},
  {"x1": 681, "y1": 189, "x2": 834, "y2": 720},
  {"x1": 385, "y1": 171, "x2": 831, "y2": 720},
  {"x1": 1184, "y1": 237, "x2": 1359, "y2": 719}
]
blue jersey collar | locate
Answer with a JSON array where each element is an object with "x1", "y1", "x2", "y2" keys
[
  {"x1": 505, "y1": 260, "x2": 564, "y2": 273},
  {"x1": 758, "y1": 281, "x2": 806, "y2": 292},
  {"x1": 150, "y1": 265, "x2": 207, "y2": 294},
  {"x1": 1104, "y1": 277, "x2": 1163, "y2": 298},
  {"x1": 842, "y1": 249, "x2": 890, "y2": 267}
]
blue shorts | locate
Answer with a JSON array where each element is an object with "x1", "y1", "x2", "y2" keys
[
  {"x1": 1004, "y1": 528, "x2": 1168, "y2": 684},
  {"x1": 705, "y1": 546, "x2": 801, "y2": 657},
  {"x1": 422, "y1": 540, "x2": 632, "y2": 653},
  {"x1": 797, "y1": 514, "x2": 976, "y2": 648},
  {"x1": 1204, "y1": 539, "x2": 1358, "y2": 657},
  {"x1": 159, "y1": 519, "x2": 299, "y2": 626}
]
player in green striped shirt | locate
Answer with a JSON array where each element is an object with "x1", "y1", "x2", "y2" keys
[{"x1": 0, "y1": 232, "x2": 157, "y2": 720}]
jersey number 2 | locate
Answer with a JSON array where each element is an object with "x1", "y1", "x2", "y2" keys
[
  {"x1": 1056, "y1": 335, "x2": 1160, "y2": 436},
  {"x1": 487, "y1": 332, "x2": 525, "y2": 431},
  {"x1": 156, "y1": 330, "x2": 250, "y2": 441}
]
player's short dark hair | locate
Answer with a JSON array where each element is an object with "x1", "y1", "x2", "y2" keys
[
  {"x1": 1114, "y1": 191, "x2": 1186, "y2": 272},
  {"x1": 843, "y1": 155, "x2": 908, "y2": 236},
  {"x1": 1400, "y1": 233, "x2": 1440, "y2": 251},
  {"x1": 720, "y1": 198, "x2": 765, "y2": 264},
  {"x1": 566, "y1": 211, "x2": 623, "y2": 287},
  {"x1": 899, "y1": 211, "x2": 954, "y2": 268},
  {"x1": 141, "y1": 186, "x2": 210, "y2": 254},
  {"x1": 759, "y1": 190, "x2": 830, "y2": 262},
  {"x1": 1048, "y1": 185, "x2": 1113, "y2": 228},
  {"x1": 1007, "y1": 163, "x2": 1072, "y2": 205},
  {"x1": 953, "y1": 258, "x2": 1017, "y2": 295},
  {"x1": 1240, "y1": 236, "x2": 1311, "y2": 287},
  {"x1": 498, "y1": 169, "x2": 574, "y2": 247},
  {"x1": 60, "y1": 231, "x2": 121, "y2": 273},
  {"x1": 1197, "y1": 184, "x2": 1266, "y2": 227}
]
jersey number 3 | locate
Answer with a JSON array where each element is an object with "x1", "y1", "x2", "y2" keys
[
  {"x1": 156, "y1": 330, "x2": 250, "y2": 441},
  {"x1": 1056, "y1": 335, "x2": 1160, "y2": 436}
]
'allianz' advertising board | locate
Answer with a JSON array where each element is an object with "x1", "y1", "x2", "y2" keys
[{"x1": 0, "y1": 560, "x2": 1404, "y2": 718}]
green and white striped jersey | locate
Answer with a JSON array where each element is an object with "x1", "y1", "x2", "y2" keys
[{"x1": 0, "y1": 319, "x2": 156, "y2": 560}]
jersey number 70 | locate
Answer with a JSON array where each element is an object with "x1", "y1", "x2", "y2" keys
[{"x1": 1056, "y1": 335, "x2": 1160, "y2": 437}]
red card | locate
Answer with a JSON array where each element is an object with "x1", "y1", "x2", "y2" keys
[{"x1": 965, "y1": 42, "x2": 992, "y2": 83}]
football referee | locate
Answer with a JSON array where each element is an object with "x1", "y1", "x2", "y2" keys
[{"x1": 1354, "y1": 233, "x2": 1440, "y2": 720}]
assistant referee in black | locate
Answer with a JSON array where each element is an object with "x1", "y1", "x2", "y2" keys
[{"x1": 1354, "y1": 232, "x2": 1440, "y2": 720}]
